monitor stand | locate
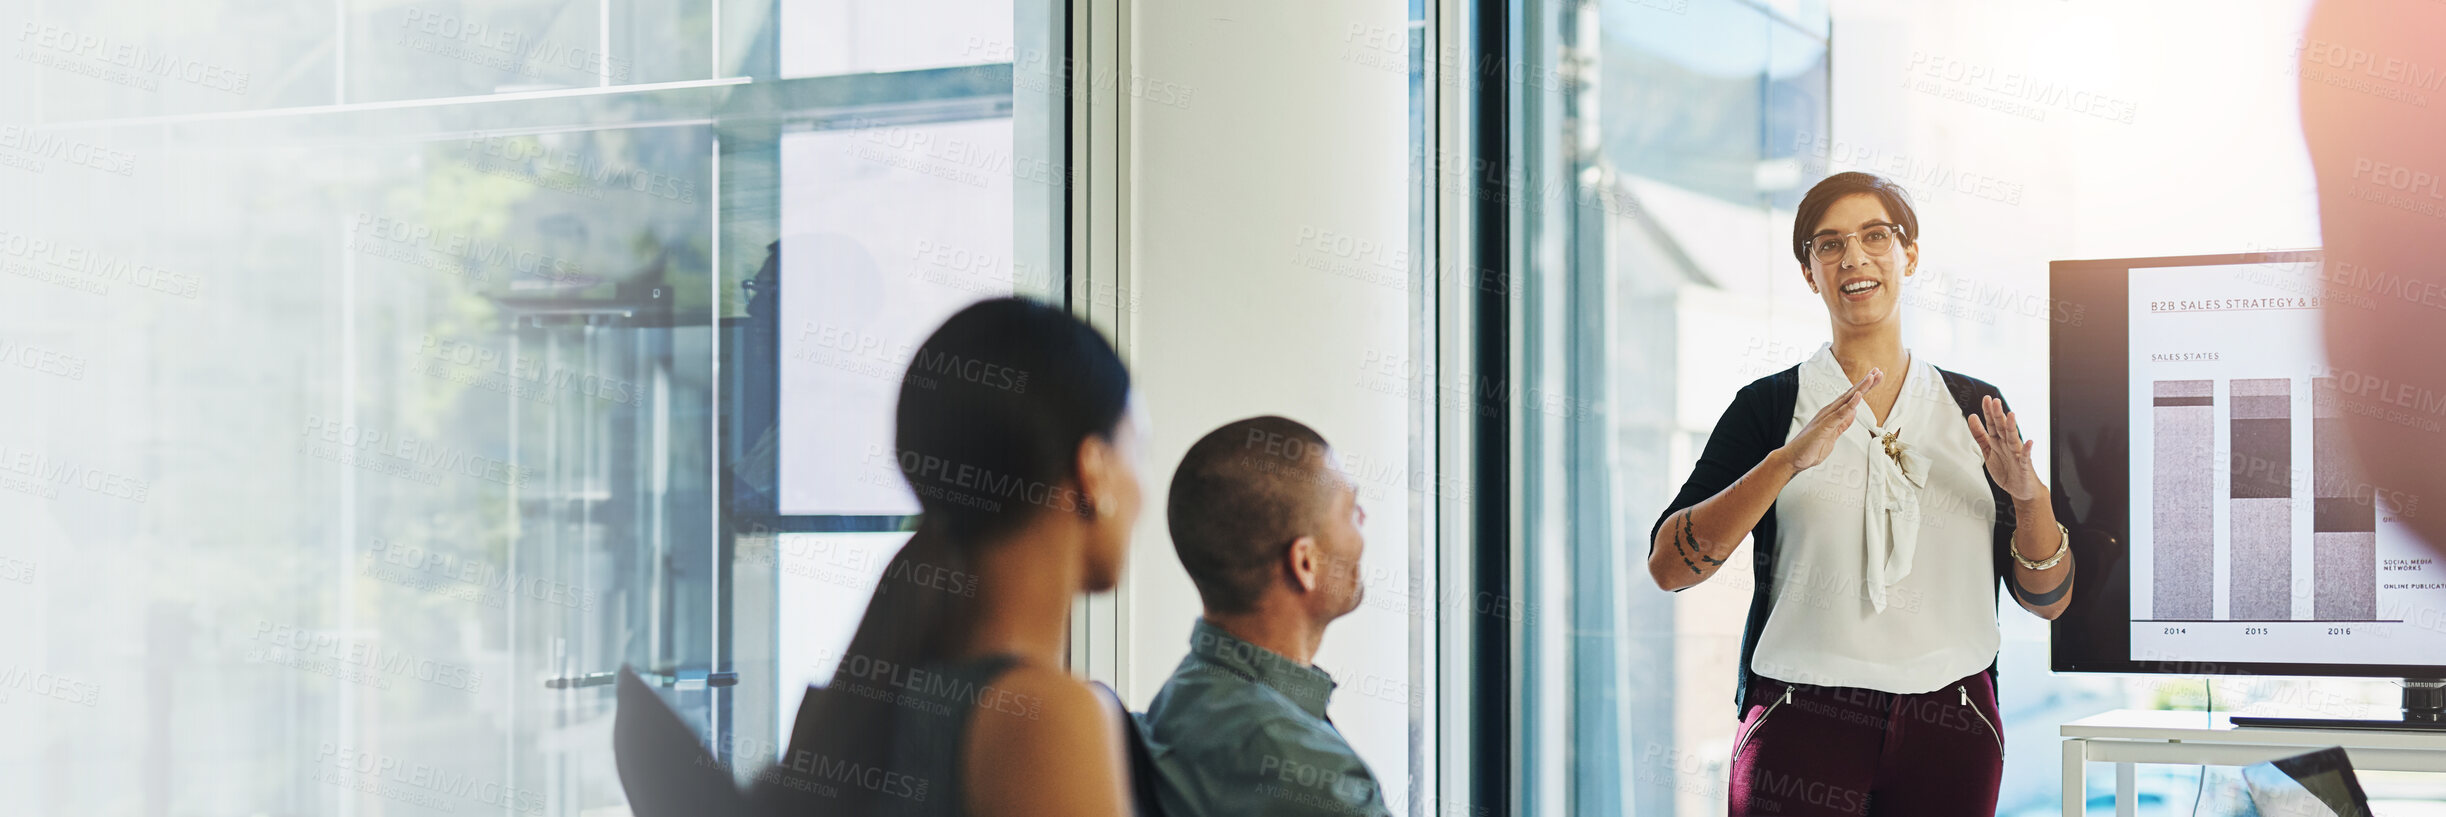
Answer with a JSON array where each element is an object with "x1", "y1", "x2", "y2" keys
[{"x1": 2230, "y1": 679, "x2": 2446, "y2": 731}]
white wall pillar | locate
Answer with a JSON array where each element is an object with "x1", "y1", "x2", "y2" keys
[{"x1": 1123, "y1": 0, "x2": 1415, "y2": 801}]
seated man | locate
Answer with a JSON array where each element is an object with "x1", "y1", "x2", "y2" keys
[{"x1": 1139, "y1": 416, "x2": 1391, "y2": 817}]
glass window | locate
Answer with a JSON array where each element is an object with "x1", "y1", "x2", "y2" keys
[
  {"x1": 0, "y1": 0, "x2": 1067, "y2": 812},
  {"x1": 772, "y1": 117, "x2": 1025, "y2": 517},
  {"x1": 780, "y1": 0, "x2": 1014, "y2": 77},
  {"x1": 1516, "y1": 3, "x2": 1829, "y2": 815},
  {"x1": 8, "y1": 0, "x2": 731, "y2": 119},
  {"x1": 1, "y1": 95, "x2": 721, "y2": 817}
]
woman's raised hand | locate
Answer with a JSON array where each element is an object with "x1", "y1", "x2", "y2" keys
[
  {"x1": 1781, "y1": 368, "x2": 1879, "y2": 472},
  {"x1": 1967, "y1": 393, "x2": 2041, "y2": 501}
]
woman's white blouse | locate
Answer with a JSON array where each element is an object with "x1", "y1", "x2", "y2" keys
[{"x1": 1749, "y1": 343, "x2": 2002, "y2": 695}]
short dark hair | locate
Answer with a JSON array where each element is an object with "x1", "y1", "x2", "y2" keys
[
  {"x1": 1167, "y1": 416, "x2": 1335, "y2": 615},
  {"x1": 1791, "y1": 171, "x2": 1920, "y2": 271}
]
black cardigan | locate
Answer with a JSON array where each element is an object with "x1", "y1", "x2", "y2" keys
[{"x1": 1648, "y1": 364, "x2": 2020, "y2": 719}]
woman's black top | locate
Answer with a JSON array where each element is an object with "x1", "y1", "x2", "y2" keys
[
  {"x1": 762, "y1": 654, "x2": 1022, "y2": 817},
  {"x1": 1647, "y1": 364, "x2": 2023, "y2": 719}
]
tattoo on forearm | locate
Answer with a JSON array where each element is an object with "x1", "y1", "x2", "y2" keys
[
  {"x1": 1688, "y1": 513, "x2": 1725, "y2": 566},
  {"x1": 1672, "y1": 510, "x2": 1725, "y2": 576}
]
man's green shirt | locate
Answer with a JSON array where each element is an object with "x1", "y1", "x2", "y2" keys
[{"x1": 1136, "y1": 619, "x2": 1391, "y2": 817}]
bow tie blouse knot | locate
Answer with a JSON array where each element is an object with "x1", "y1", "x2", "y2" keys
[{"x1": 1861, "y1": 427, "x2": 1929, "y2": 613}]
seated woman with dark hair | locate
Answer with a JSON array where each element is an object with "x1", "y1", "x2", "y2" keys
[{"x1": 753, "y1": 297, "x2": 1146, "y2": 817}]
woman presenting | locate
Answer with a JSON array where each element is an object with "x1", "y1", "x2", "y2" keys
[{"x1": 1647, "y1": 172, "x2": 2074, "y2": 816}]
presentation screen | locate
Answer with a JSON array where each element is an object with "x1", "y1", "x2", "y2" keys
[{"x1": 2050, "y1": 251, "x2": 2446, "y2": 677}]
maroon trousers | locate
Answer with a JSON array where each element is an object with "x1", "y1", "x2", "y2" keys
[{"x1": 1726, "y1": 671, "x2": 2005, "y2": 817}]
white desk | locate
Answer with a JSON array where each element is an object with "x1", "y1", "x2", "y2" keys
[{"x1": 2060, "y1": 709, "x2": 2446, "y2": 816}]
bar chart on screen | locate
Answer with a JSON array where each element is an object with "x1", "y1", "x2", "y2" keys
[{"x1": 2127, "y1": 260, "x2": 2442, "y2": 666}]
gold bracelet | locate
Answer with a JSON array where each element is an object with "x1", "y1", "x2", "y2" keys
[{"x1": 2013, "y1": 522, "x2": 2070, "y2": 571}]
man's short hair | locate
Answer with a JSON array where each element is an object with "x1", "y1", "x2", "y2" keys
[{"x1": 1167, "y1": 416, "x2": 1335, "y2": 615}]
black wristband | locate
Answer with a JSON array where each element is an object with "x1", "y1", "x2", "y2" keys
[{"x1": 2010, "y1": 565, "x2": 2073, "y2": 607}]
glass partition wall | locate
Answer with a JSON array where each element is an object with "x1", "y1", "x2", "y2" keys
[
  {"x1": 1514, "y1": 1, "x2": 1831, "y2": 815},
  {"x1": 0, "y1": 1, "x2": 1067, "y2": 813},
  {"x1": 1512, "y1": 2, "x2": 2434, "y2": 814}
]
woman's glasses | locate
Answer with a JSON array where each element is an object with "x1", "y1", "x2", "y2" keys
[{"x1": 1803, "y1": 224, "x2": 1905, "y2": 265}]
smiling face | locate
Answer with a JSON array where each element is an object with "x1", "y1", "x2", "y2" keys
[{"x1": 1802, "y1": 193, "x2": 1920, "y2": 331}]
